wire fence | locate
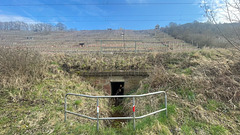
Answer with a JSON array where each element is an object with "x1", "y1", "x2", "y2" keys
[{"x1": 0, "y1": 39, "x2": 198, "y2": 54}]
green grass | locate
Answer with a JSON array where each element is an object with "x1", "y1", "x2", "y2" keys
[
  {"x1": 210, "y1": 125, "x2": 229, "y2": 135},
  {"x1": 181, "y1": 124, "x2": 195, "y2": 135},
  {"x1": 237, "y1": 115, "x2": 240, "y2": 121},
  {"x1": 143, "y1": 84, "x2": 149, "y2": 89},
  {"x1": 176, "y1": 88, "x2": 196, "y2": 101},
  {"x1": 180, "y1": 116, "x2": 230, "y2": 135},
  {"x1": 136, "y1": 84, "x2": 149, "y2": 94},
  {"x1": 204, "y1": 100, "x2": 223, "y2": 111},
  {"x1": 181, "y1": 119, "x2": 203, "y2": 135},
  {"x1": 136, "y1": 116, "x2": 155, "y2": 130},
  {"x1": 50, "y1": 61, "x2": 58, "y2": 65},
  {"x1": 145, "y1": 104, "x2": 152, "y2": 112},
  {"x1": 63, "y1": 123, "x2": 99, "y2": 135},
  {"x1": 0, "y1": 117, "x2": 10, "y2": 125},
  {"x1": 182, "y1": 68, "x2": 193, "y2": 75},
  {"x1": 111, "y1": 105, "x2": 124, "y2": 114},
  {"x1": 157, "y1": 104, "x2": 177, "y2": 126},
  {"x1": 74, "y1": 100, "x2": 82, "y2": 106}
]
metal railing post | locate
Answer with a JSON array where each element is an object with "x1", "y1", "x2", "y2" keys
[
  {"x1": 64, "y1": 94, "x2": 67, "y2": 122},
  {"x1": 97, "y1": 97, "x2": 99, "y2": 131},
  {"x1": 165, "y1": 92, "x2": 167, "y2": 117},
  {"x1": 133, "y1": 97, "x2": 136, "y2": 130}
]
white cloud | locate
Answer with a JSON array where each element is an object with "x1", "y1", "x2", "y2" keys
[
  {"x1": 202, "y1": 0, "x2": 240, "y2": 23},
  {"x1": 0, "y1": 14, "x2": 39, "y2": 23}
]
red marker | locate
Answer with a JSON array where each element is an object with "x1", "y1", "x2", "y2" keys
[
  {"x1": 97, "y1": 106, "x2": 99, "y2": 113},
  {"x1": 133, "y1": 105, "x2": 135, "y2": 112}
]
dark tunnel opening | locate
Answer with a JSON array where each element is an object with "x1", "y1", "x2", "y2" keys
[
  {"x1": 110, "y1": 81, "x2": 127, "y2": 128},
  {"x1": 111, "y1": 81, "x2": 124, "y2": 96}
]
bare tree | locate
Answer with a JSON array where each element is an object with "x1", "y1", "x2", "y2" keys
[
  {"x1": 56, "y1": 22, "x2": 66, "y2": 31},
  {"x1": 0, "y1": 21, "x2": 68, "y2": 32},
  {"x1": 155, "y1": 24, "x2": 160, "y2": 30},
  {"x1": 201, "y1": 0, "x2": 240, "y2": 51}
]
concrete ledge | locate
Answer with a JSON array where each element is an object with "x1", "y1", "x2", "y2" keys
[{"x1": 77, "y1": 71, "x2": 150, "y2": 76}]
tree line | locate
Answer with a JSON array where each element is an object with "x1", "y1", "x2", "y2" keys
[
  {"x1": 0, "y1": 21, "x2": 67, "y2": 32},
  {"x1": 162, "y1": 21, "x2": 240, "y2": 48}
]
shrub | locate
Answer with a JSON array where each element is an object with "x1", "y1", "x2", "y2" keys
[{"x1": 0, "y1": 47, "x2": 46, "y2": 90}]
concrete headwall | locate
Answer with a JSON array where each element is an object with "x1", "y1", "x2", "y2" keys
[{"x1": 85, "y1": 76, "x2": 146, "y2": 95}]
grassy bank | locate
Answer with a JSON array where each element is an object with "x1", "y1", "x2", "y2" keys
[{"x1": 0, "y1": 48, "x2": 239, "y2": 134}]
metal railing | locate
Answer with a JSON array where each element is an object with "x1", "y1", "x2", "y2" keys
[{"x1": 64, "y1": 91, "x2": 167, "y2": 131}]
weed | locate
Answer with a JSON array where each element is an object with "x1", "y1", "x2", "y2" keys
[
  {"x1": 0, "y1": 117, "x2": 10, "y2": 125},
  {"x1": 57, "y1": 66, "x2": 63, "y2": 71},
  {"x1": 50, "y1": 61, "x2": 58, "y2": 65},
  {"x1": 189, "y1": 51, "x2": 195, "y2": 57},
  {"x1": 136, "y1": 117, "x2": 155, "y2": 130},
  {"x1": 74, "y1": 100, "x2": 82, "y2": 106},
  {"x1": 136, "y1": 84, "x2": 149, "y2": 94},
  {"x1": 210, "y1": 125, "x2": 229, "y2": 135},
  {"x1": 237, "y1": 115, "x2": 240, "y2": 121},
  {"x1": 39, "y1": 117, "x2": 48, "y2": 126},
  {"x1": 204, "y1": 100, "x2": 222, "y2": 111},
  {"x1": 145, "y1": 104, "x2": 152, "y2": 112},
  {"x1": 182, "y1": 68, "x2": 193, "y2": 75},
  {"x1": 70, "y1": 124, "x2": 97, "y2": 134},
  {"x1": 200, "y1": 50, "x2": 212, "y2": 59},
  {"x1": 111, "y1": 105, "x2": 123, "y2": 114},
  {"x1": 158, "y1": 104, "x2": 177, "y2": 126},
  {"x1": 176, "y1": 88, "x2": 195, "y2": 101},
  {"x1": 181, "y1": 125, "x2": 195, "y2": 135},
  {"x1": 180, "y1": 118, "x2": 207, "y2": 135},
  {"x1": 167, "y1": 63, "x2": 176, "y2": 69},
  {"x1": 143, "y1": 84, "x2": 149, "y2": 90}
]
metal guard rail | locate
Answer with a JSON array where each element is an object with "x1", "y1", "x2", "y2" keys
[{"x1": 64, "y1": 91, "x2": 167, "y2": 131}]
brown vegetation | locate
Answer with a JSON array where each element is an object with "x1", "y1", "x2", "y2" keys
[
  {"x1": 149, "y1": 49, "x2": 240, "y2": 106},
  {"x1": 0, "y1": 47, "x2": 46, "y2": 90}
]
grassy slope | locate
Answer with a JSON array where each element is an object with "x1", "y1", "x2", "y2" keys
[
  {"x1": 136, "y1": 48, "x2": 240, "y2": 135},
  {"x1": 1, "y1": 49, "x2": 240, "y2": 134}
]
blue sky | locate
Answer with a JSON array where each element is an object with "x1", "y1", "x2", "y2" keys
[{"x1": 0, "y1": 0, "x2": 205, "y2": 30}]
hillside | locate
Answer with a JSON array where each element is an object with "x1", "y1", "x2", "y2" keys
[
  {"x1": 0, "y1": 47, "x2": 240, "y2": 134},
  {"x1": 0, "y1": 29, "x2": 195, "y2": 53}
]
